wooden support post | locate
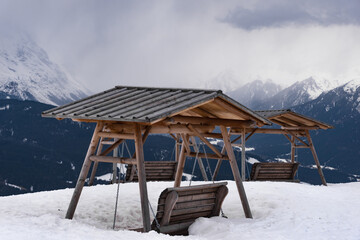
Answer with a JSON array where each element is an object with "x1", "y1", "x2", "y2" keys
[
  {"x1": 291, "y1": 136, "x2": 295, "y2": 163},
  {"x1": 88, "y1": 137, "x2": 104, "y2": 186},
  {"x1": 134, "y1": 123, "x2": 151, "y2": 232},
  {"x1": 220, "y1": 125, "x2": 252, "y2": 218},
  {"x1": 175, "y1": 134, "x2": 180, "y2": 162},
  {"x1": 174, "y1": 135, "x2": 188, "y2": 187},
  {"x1": 212, "y1": 151, "x2": 223, "y2": 181},
  {"x1": 241, "y1": 128, "x2": 246, "y2": 181},
  {"x1": 190, "y1": 136, "x2": 208, "y2": 181},
  {"x1": 305, "y1": 130, "x2": 327, "y2": 186},
  {"x1": 212, "y1": 129, "x2": 235, "y2": 181},
  {"x1": 66, "y1": 122, "x2": 104, "y2": 219},
  {"x1": 112, "y1": 138, "x2": 118, "y2": 183}
]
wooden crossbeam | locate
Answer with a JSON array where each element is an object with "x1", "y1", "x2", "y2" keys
[
  {"x1": 284, "y1": 130, "x2": 309, "y2": 147},
  {"x1": 187, "y1": 124, "x2": 222, "y2": 158},
  {"x1": 89, "y1": 155, "x2": 137, "y2": 164},
  {"x1": 169, "y1": 116, "x2": 255, "y2": 128},
  {"x1": 98, "y1": 132, "x2": 135, "y2": 139},
  {"x1": 186, "y1": 152, "x2": 229, "y2": 160}
]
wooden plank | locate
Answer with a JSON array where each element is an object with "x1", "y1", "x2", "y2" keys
[
  {"x1": 158, "y1": 193, "x2": 216, "y2": 205},
  {"x1": 157, "y1": 198, "x2": 215, "y2": 213},
  {"x1": 169, "y1": 210, "x2": 213, "y2": 223},
  {"x1": 177, "y1": 193, "x2": 216, "y2": 203},
  {"x1": 66, "y1": 122, "x2": 104, "y2": 219},
  {"x1": 157, "y1": 204, "x2": 215, "y2": 218},
  {"x1": 220, "y1": 125, "x2": 252, "y2": 218},
  {"x1": 134, "y1": 123, "x2": 151, "y2": 232}
]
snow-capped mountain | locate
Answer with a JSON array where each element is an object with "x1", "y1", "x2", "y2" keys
[
  {"x1": 227, "y1": 80, "x2": 282, "y2": 108},
  {"x1": 254, "y1": 77, "x2": 341, "y2": 110},
  {"x1": 0, "y1": 34, "x2": 90, "y2": 106},
  {"x1": 291, "y1": 79, "x2": 360, "y2": 174},
  {"x1": 295, "y1": 78, "x2": 360, "y2": 123}
]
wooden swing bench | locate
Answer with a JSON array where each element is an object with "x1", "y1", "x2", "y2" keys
[
  {"x1": 250, "y1": 162, "x2": 300, "y2": 182},
  {"x1": 151, "y1": 182, "x2": 228, "y2": 235},
  {"x1": 125, "y1": 161, "x2": 177, "y2": 182}
]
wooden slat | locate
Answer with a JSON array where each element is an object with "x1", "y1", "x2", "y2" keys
[
  {"x1": 152, "y1": 182, "x2": 228, "y2": 235},
  {"x1": 169, "y1": 210, "x2": 213, "y2": 223},
  {"x1": 250, "y1": 162, "x2": 300, "y2": 181}
]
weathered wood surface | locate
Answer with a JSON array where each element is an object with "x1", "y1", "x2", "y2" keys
[
  {"x1": 250, "y1": 162, "x2": 300, "y2": 181},
  {"x1": 125, "y1": 161, "x2": 177, "y2": 182},
  {"x1": 152, "y1": 182, "x2": 228, "y2": 235},
  {"x1": 305, "y1": 130, "x2": 327, "y2": 186},
  {"x1": 174, "y1": 135, "x2": 188, "y2": 187},
  {"x1": 134, "y1": 123, "x2": 151, "y2": 232},
  {"x1": 65, "y1": 122, "x2": 104, "y2": 219},
  {"x1": 220, "y1": 125, "x2": 252, "y2": 219}
]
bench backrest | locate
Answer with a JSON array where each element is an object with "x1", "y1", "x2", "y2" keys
[
  {"x1": 250, "y1": 162, "x2": 299, "y2": 181},
  {"x1": 152, "y1": 182, "x2": 228, "y2": 235},
  {"x1": 126, "y1": 161, "x2": 177, "y2": 182}
]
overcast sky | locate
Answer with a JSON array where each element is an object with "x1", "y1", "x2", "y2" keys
[{"x1": 1, "y1": 0, "x2": 360, "y2": 92}]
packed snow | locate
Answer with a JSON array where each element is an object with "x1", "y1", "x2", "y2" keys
[
  {"x1": 0, "y1": 181, "x2": 359, "y2": 240},
  {"x1": 246, "y1": 157, "x2": 260, "y2": 164}
]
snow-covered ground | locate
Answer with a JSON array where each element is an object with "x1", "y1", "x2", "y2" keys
[{"x1": 0, "y1": 181, "x2": 359, "y2": 240}]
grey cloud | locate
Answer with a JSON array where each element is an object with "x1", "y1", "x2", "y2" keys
[{"x1": 222, "y1": 0, "x2": 360, "y2": 30}]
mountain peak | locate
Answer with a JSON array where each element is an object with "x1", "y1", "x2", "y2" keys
[
  {"x1": 227, "y1": 79, "x2": 282, "y2": 108},
  {"x1": 0, "y1": 33, "x2": 90, "y2": 106},
  {"x1": 343, "y1": 78, "x2": 360, "y2": 94}
]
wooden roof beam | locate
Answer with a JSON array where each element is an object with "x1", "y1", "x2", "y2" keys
[
  {"x1": 213, "y1": 98, "x2": 265, "y2": 127},
  {"x1": 189, "y1": 107, "x2": 219, "y2": 118},
  {"x1": 168, "y1": 116, "x2": 255, "y2": 128}
]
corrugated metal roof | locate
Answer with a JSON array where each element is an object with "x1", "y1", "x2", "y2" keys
[{"x1": 42, "y1": 86, "x2": 270, "y2": 124}]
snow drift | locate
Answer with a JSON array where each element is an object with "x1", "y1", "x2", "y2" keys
[{"x1": 0, "y1": 181, "x2": 359, "y2": 240}]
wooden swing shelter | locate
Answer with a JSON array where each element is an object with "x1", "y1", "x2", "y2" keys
[{"x1": 41, "y1": 86, "x2": 332, "y2": 233}]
